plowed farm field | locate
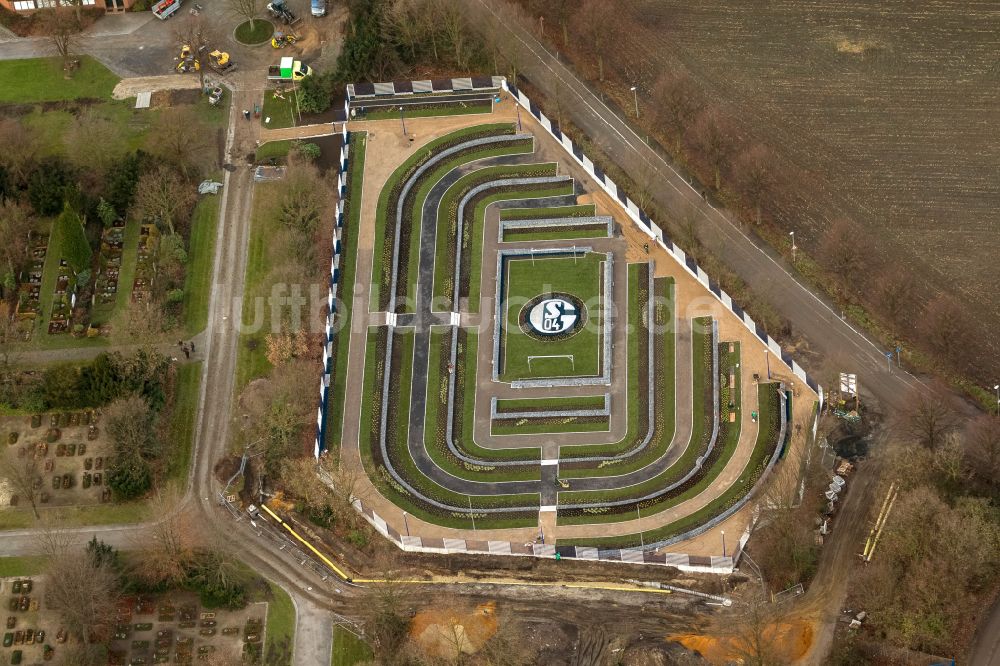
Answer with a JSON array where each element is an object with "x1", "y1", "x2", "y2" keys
[{"x1": 534, "y1": 0, "x2": 1000, "y2": 365}]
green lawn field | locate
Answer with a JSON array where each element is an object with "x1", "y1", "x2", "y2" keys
[{"x1": 501, "y1": 253, "x2": 605, "y2": 381}]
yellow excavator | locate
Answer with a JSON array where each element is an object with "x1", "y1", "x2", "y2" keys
[
  {"x1": 207, "y1": 50, "x2": 236, "y2": 74},
  {"x1": 175, "y1": 44, "x2": 200, "y2": 73},
  {"x1": 271, "y1": 31, "x2": 297, "y2": 49}
]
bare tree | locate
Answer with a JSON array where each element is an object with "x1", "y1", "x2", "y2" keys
[
  {"x1": 226, "y1": 0, "x2": 259, "y2": 30},
  {"x1": 39, "y1": 9, "x2": 81, "y2": 65},
  {"x1": 384, "y1": 0, "x2": 423, "y2": 61},
  {"x1": 720, "y1": 588, "x2": 780, "y2": 666},
  {"x1": 145, "y1": 106, "x2": 216, "y2": 178},
  {"x1": 872, "y1": 266, "x2": 914, "y2": 335},
  {"x1": 173, "y1": 14, "x2": 219, "y2": 91},
  {"x1": 440, "y1": 0, "x2": 469, "y2": 69},
  {"x1": 898, "y1": 386, "x2": 958, "y2": 452},
  {"x1": 128, "y1": 490, "x2": 198, "y2": 589},
  {"x1": 133, "y1": 165, "x2": 197, "y2": 236},
  {"x1": 919, "y1": 293, "x2": 972, "y2": 367},
  {"x1": 0, "y1": 202, "x2": 35, "y2": 292},
  {"x1": 694, "y1": 107, "x2": 734, "y2": 191},
  {"x1": 652, "y1": 71, "x2": 703, "y2": 154},
  {"x1": 818, "y1": 218, "x2": 867, "y2": 286},
  {"x1": 64, "y1": 108, "x2": 129, "y2": 183},
  {"x1": 0, "y1": 118, "x2": 40, "y2": 187},
  {"x1": 45, "y1": 541, "x2": 121, "y2": 641},
  {"x1": 967, "y1": 415, "x2": 1000, "y2": 485},
  {"x1": 571, "y1": 0, "x2": 616, "y2": 81},
  {"x1": 734, "y1": 144, "x2": 773, "y2": 225},
  {"x1": 1, "y1": 451, "x2": 42, "y2": 518},
  {"x1": 360, "y1": 555, "x2": 414, "y2": 664}
]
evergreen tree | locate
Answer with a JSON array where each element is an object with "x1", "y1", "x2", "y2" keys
[{"x1": 55, "y1": 201, "x2": 92, "y2": 275}]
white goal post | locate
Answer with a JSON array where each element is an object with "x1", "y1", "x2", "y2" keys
[{"x1": 527, "y1": 354, "x2": 575, "y2": 372}]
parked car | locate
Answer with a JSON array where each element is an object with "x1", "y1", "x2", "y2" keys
[{"x1": 310, "y1": 0, "x2": 325, "y2": 16}]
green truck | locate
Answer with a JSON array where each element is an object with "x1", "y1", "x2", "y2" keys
[{"x1": 267, "y1": 57, "x2": 311, "y2": 82}]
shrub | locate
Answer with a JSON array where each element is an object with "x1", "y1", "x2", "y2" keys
[
  {"x1": 27, "y1": 157, "x2": 74, "y2": 216},
  {"x1": 292, "y1": 141, "x2": 321, "y2": 161},
  {"x1": 297, "y1": 73, "x2": 333, "y2": 114}
]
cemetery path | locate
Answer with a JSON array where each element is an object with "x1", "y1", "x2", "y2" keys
[{"x1": 8, "y1": 335, "x2": 207, "y2": 367}]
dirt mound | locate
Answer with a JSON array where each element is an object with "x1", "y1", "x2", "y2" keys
[
  {"x1": 112, "y1": 75, "x2": 200, "y2": 101},
  {"x1": 670, "y1": 619, "x2": 813, "y2": 664},
  {"x1": 409, "y1": 601, "x2": 498, "y2": 659}
]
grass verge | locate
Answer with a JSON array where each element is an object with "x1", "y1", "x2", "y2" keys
[
  {"x1": 183, "y1": 192, "x2": 221, "y2": 335},
  {"x1": 364, "y1": 102, "x2": 492, "y2": 120},
  {"x1": 499, "y1": 204, "x2": 595, "y2": 220},
  {"x1": 256, "y1": 140, "x2": 293, "y2": 162},
  {"x1": 332, "y1": 625, "x2": 372, "y2": 666},
  {"x1": 0, "y1": 556, "x2": 48, "y2": 577},
  {"x1": 165, "y1": 362, "x2": 203, "y2": 480},
  {"x1": 0, "y1": 56, "x2": 119, "y2": 103}
]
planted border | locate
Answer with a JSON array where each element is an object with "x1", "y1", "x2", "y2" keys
[
  {"x1": 359, "y1": 326, "x2": 538, "y2": 529},
  {"x1": 499, "y1": 204, "x2": 596, "y2": 220},
  {"x1": 397, "y1": 138, "x2": 534, "y2": 312},
  {"x1": 558, "y1": 383, "x2": 784, "y2": 549},
  {"x1": 424, "y1": 326, "x2": 540, "y2": 481},
  {"x1": 370, "y1": 123, "x2": 515, "y2": 312}
]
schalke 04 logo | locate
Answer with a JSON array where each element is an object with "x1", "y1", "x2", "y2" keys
[{"x1": 528, "y1": 298, "x2": 579, "y2": 335}]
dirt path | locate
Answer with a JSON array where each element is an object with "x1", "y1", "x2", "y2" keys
[{"x1": 112, "y1": 75, "x2": 201, "y2": 100}]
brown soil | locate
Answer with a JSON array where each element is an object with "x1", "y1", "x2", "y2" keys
[
  {"x1": 409, "y1": 600, "x2": 498, "y2": 659},
  {"x1": 670, "y1": 618, "x2": 814, "y2": 664}
]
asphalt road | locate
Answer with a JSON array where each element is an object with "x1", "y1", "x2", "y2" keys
[{"x1": 461, "y1": 0, "x2": 988, "y2": 662}]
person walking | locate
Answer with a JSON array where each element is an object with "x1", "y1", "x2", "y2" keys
[
  {"x1": 243, "y1": 109, "x2": 251, "y2": 121},
  {"x1": 190, "y1": 341, "x2": 196, "y2": 353},
  {"x1": 183, "y1": 346, "x2": 190, "y2": 359}
]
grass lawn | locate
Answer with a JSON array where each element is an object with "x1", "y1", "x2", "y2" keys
[
  {"x1": 235, "y1": 181, "x2": 282, "y2": 389},
  {"x1": 262, "y1": 89, "x2": 298, "y2": 130},
  {"x1": 36, "y1": 216, "x2": 64, "y2": 338},
  {"x1": 369, "y1": 123, "x2": 515, "y2": 312},
  {"x1": 165, "y1": 362, "x2": 203, "y2": 480},
  {"x1": 235, "y1": 19, "x2": 275, "y2": 45},
  {"x1": 0, "y1": 500, "x2": 152, "y2": 530},
  {"x1": 19, "y1": 102, "x2": 157, "y2": 157},
  {"x1": 502, "y1": 225, "x2": 609, "y2": 243},
  {"x1": 423, "y1": 327, "x2": 539, "y2": 481},
  {"x1": 0, "y1": 56, "x2": 119, "y2": 103},
  {"x1": 365, "y1": 101, "x2": 492, "y2": 120},
  {"x1": 0, "y1": 556, "x2": 48, "y2": 577},
  {"x1": 358, "y1": 327, "x2": 538, "y2": 528},
  {"x1": 332, "y1": 625, "x2": 372, "y2": 666},
  {"x1": 256, "y1": 140, "x2": 293, "y2": 162},
  {"x1": 495, "y1": 395, "x2": 606, "y2": 412},
  {"x1": 262, "y1": 582, "x2": 295, "y2": 666},
  {"x1": 499, "y1": 204, "x2": 595, "y2": 220},
  {"x1": 183, "y1": 192, "x2": 221, "y2": 336},
  {"x1": 325, "y1": 134, "x2": 366, "y2": 450},
  {"x1": 500, "y1": 253, "x2": 604, "y2": 381}
]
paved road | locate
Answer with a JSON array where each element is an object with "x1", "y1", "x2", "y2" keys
[
  {"x1": 465, "y1": 0, "x2": 939, "y2": 415},
  {"x1": 461, "y1": 0, "x2": 990, "y2": 661},
  {"x1": 969, "y1": 598, "x2": 1000, "y2": 666}
]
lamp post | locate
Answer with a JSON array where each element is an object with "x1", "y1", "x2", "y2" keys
[
  {"x1": 402, "y1": 511, "x2": 410, "y2": 537},
  {"x1": 468, "y1": 496, "x2": 476, "y2": 532},
  {"x1": 764, "y1": 349, "x2": 771, "y2": 380},
  {"x1": 539, "y1": 15, "x2": 544, "y2": 36},
  {"x1": 399, "y1": 106, "x2": 406, "y2": 136},
  {"x1": 721, "y1": 530, "x2": 726, "y2": 557},
  {"x1": 515, "y1": 102, "x2": 522, "y2": 132},
  {"x1": 789, "y1": 231, "x2": 797, "y2": 262},
  {"x1": 994, "y1": 384, "x2": 999, "y2": 416},
  {"x1": 630, "y1": 86, "x2": 639, "y2": 118}
]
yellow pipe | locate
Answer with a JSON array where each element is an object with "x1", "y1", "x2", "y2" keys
[{"x1": 260, "y1": 504, "x2": 353, "y2": 581}]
